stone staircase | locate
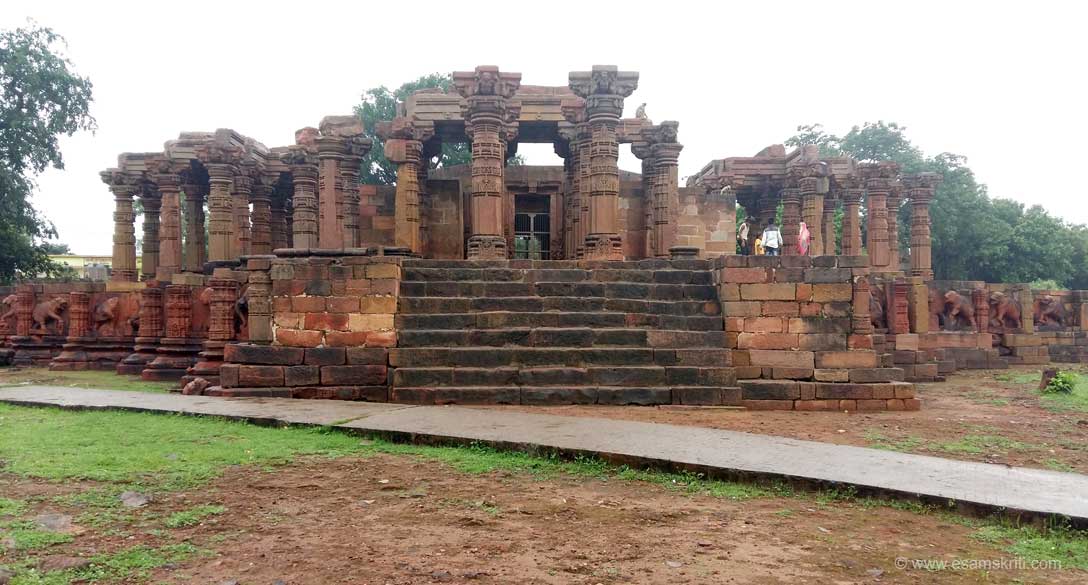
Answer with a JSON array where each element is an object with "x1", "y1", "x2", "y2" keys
[{"x1": 390, "y1": 259, "x2": 737, "y2": 405}]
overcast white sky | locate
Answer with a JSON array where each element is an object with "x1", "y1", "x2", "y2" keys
[{"x1": 5, "y1": 0, "x2": 1086, "y2": 254}]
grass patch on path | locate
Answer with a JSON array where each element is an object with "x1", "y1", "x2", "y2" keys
[{"x1": 0, "y1": 368, "x2": 173, "y2": 393}]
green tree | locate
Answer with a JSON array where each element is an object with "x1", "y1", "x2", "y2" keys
[
  {"x1": 0, "y1": 22, "x2": 95, "y2": 283},
  {"x1": 354, "y1": 73, "x2": 523, "y2": 185},
  {"x1": 787, "y1": 122, "x2": 1087, "y2": 286},
  {"x1": 39, "y1": 241, "x2": 71, "y2": 254}
]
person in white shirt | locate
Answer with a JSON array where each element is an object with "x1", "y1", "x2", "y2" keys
[{"x1": 762, "y1": 222, "x2": 782, "y2": 256}]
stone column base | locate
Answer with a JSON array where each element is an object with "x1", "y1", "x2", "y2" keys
[
  {"x1": 117, "y1": 337, "x2": 161, "y2": 375},
  {"x1": 467, "y1": 235, "x2": 507, "y2": 260},
  {"x1": 142, "y1": 338, "x2": 201, "y2": 382},
  {"x1": 669, "y1": 246, "x2": 701, "y2": 259},
  {"x1": 183, "y1": 340, "x2": 228, "y2": 387},
  {"x1": 583, "y1": 234, "x2": 623, "y2": 261}
]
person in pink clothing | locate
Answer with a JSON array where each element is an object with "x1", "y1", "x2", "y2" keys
[{"x1": 797, "y1": 221, "x2": 811, "y2": 255}]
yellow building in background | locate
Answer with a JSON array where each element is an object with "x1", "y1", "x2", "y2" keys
[{"x1": 48, "y1": 255, "x2": 142, "y2": 280}]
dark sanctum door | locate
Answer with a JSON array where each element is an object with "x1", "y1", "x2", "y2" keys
[{"x1": 513, "y1": 194, "x2": 550, "y2": 260}]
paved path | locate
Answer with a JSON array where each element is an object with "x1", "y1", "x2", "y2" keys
[{"x1": 2, "y1": 386, "x2": 1086, "y2": 525}]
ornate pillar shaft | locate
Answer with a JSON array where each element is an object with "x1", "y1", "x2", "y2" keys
[
  {"x1": 107, "y1": 180, "x2": 138, "y2": 282},
  {"x1": 250, "y1": 180, "x2": 273, "y2": 255},
  {"x1": 842, "y1": 187, "x2": 864, "y2": 256},
  {"x1": 467, "y1": 120, "x2": 509, "y2": 258},
  {"x1": 157, "y1": 172, "x2": 183, "y2": 277},
  {"x1": 822, "y1": 195, "x2": 838, "y2": 255},
  {"x1": 231, "y1": 173, "x2": 252, "y2": 258},
  {"x1": 206, "y1": 164, "x2": 235, "y2": 262},
  {"x1": 316, "y1": 137, "x2": 344, "y2": 249},
  {"x1": 140, "y1": 190, "x2": 161, "y2": 280},
  {"x1": 340, "y1": 151, "x2": 361, "y2": 248},
  {"x1": 290, "y1": 165, "x2": 319, "y2": 248},
  {"x1": 651, "y1": 142, "x2": 683, "y2": 257},
  {"x1": 67, "y1": 292, "x2": 91, "y2": 339},
  {"x1": 207, "y1": 279, "x2": 237, "y2": 343},
  {"x1": 781, "y1": 186, "x2": 802, "y2": 255},
  {"x1": 637, "y1": 152, "x2": 655, "y2": 257},
  {"x1": 852, "y1": 274, "x2": 873, "y2": 334},
  {"x1": 887, "y1": 186, "x2": 903, "y2": 268},
  {"x1": 863, "y1": 164, "x2": 897, "y2": 269},
  {"x1": 181, "y1": 183, "x2": 206, "y2": 272},
  {"x1": 390, "y1": 139, "x2": 423, "y2": 253},
  {"x1": 907, "y1": 173, "x2": 941, "y2": 280},
  {"x1": 800, "y1": 177, "x2": 822, "y2": 256},
  {"x1": 139, "y1": 287, "x2": 164, "y2": 339},
  {"x1": 576, "y1": 128, "x2": 592, "y2": 258},
  {"x1": 15, "y1": 288, "x2": 34, "y2": 337},
  {"x1": 247, "y1": 264, "x2": 272, "y2": 344},
  {"x1": 164, "y1": 285, "x2": 193, "y2": 339},
  {"x1": 563, "y1": 146, "x2": 578, "y2": 260},
  {"x1": 270, "y1": 194, "x2": 289, "y2": 251}
]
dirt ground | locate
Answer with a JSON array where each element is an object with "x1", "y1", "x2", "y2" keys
[
  {"x1": 2, "y1": 455, "x2": 1080, "y2": 585},
  {"x1": 475, "y1": 366, "x2": 1088, "y2": 475}
]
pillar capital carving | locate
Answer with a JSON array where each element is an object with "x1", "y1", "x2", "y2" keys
[{"x1": 569, "y1": 66, "x2": 638, "y2": 119}]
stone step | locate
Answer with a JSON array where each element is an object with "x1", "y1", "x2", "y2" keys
[
  {"x1": 398, "y1": 280, "x2": 717, "y2": 300},
  {"x1": 389, "y1": 347, "x2": 731, "y2": 368},
  {"x1": 398, "y1": 297, "x2": 721, "y2": 318},
  {"x1": 396, "y1": 312, "x2": 724, "y2": 332},
  {"x1": 397, "y1": 328, "x2": 726, "y2": 348},
  {"x1": 401, "y1": 266, "x2": 713, "y2": 284},
  {"x1": 392, "y1": 366, "x2": 736, "y2": 388},
  {"x1": 389, "y1": 385, "x2": 741, "y2": 406},
  {"x1": 402, "y1": 259, "x2": 711, "y2": 271}
]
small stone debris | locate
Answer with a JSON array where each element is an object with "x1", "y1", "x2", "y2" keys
[
  {"x1": 696, "y1": 541, "x2": 713, "y2": 547},
  {"x1": 665, "y1": 560, "x2": 682, "y2": 568},
  {"x1": 39, "y1": 556, "x2": 91, "y2": 572},
  {"x1": 120, "y1": 491, "x2": 150, "y2": 508},
  {"x1": 866, "y1": 568, "x2": 885, "y2": 577},
  {"x1": 430, "y1": 570, "x2": 454, "y2": 582},
  {"x1": 181, "y1": 377, "x2": 211, "y2": 395},
  {"x1": 817, "y1": 526, "x2": 831, "y2": 534},
  {"x1": 219, "y1": 580, "x2": 239, "y2": 585},
  {"x1": 33, "y1": 513, "x2": 72, "y2": 532}
]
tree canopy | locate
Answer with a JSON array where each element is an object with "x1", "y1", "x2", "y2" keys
[
  {"x1": 354, "y1": 73, "x2": 522, "y2": 185},
  {"x1": 0, "y1": 22, "x2": 95, "y2": 284},
  {"x1": 787, "y1": 122, "x2": 1088, "y2": 288}
]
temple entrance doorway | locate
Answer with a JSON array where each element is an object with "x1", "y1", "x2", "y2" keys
[{"x1": 513, "y1": 194, "x2": 550, "y2": 260}]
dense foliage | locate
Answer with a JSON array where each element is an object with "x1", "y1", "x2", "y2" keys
[
  {"x1": 353, "y1": 73, "x2": 522, "y2": 185},
  {"x1": 0, "y1": 23, "x2": 95, "y2": 284},
  {"x1": 786, "y1": 122, "x2": 1088, "y2": 288}
]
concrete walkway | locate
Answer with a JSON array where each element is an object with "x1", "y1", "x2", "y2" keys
[{"x1": 2, "y1": 386, "x2": 1086, "y2": 525}]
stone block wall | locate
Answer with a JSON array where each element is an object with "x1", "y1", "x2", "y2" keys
[
  {"x1": 712, "y1": 254, "x2": 916, "y2": 411},
  {"x1": 214, "y1": 252, "x2": 400, "y2": 399}
]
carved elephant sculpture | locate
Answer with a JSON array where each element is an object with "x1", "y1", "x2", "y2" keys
[
  {"x1": 0, "y1": 294, "x2": 16, "y2": 331},
  {"x1": 32, "y1": 297, "x2": 68, "y2": 335},
  {"x1": 1034, "y1": 295, "x2": 1066, "y2": 328},
  {"x1": 93, "y1": 297, "x2": 122, "y2": 336},
  {"x1": 989, "y1": 291, "x2": 1023, "y2": 330},
  {"x1": 870, "y1": 285, "x2": 887, "y2": 329},
  {"x1": 943, "y1": 290, "x2": 976, "y2": 330}
]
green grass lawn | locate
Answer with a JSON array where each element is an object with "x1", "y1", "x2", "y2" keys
[
  {"x1": 0, "y1": 368, "x2": 173, "y2": 393},
  {"x1": 0, "y1": 402, "x2": 1086, "y2": 582}
]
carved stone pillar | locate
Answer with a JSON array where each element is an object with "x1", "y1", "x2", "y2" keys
[
  {"x1": 650, "y1": 128, "x2": 682, "y2": 257},
  {"x1": 181, "y1": 180, "x2": 207, "y2": 272},
  {"x1": 906, "y1": 172, "x2": 941, "y2": 280},
  {"x1": 316, "y1": 136, "x2": 345, "y2": 249},
  {"x1": 972, "y1": 288, "x2": 989, "y2": 334},
  {"x1": 575, "y1": 125, "x2": 592, "y2": 258},
  {"x1": 887, "y1": 183, "x2": 904, "y2": 269},
  {"x1": 822, "y1": 194, "x2": 838, "y2": 255},
  {"x1": 282, "y1": 147, "x2": 318, "y2": 248},
  {"x1": 455, "y1": 66, "x2": 522, "y2": 260},
  {"x1": 185, "y1": 277, "x2": 237, "y2": 386},
  {"x1": 250, "y1": 177, "x2": 273, "y2": 255},
  {"x1": 387, "y1": 137, "x2": 423, "y2": 253},
  {"x1": 143, "y1": 284, "x2": 200, "y2": 381},
  {"x1": 103, "y1": 171, "x2": 138, "y2": 282},
  {"x1": 556, "y1": 128, "x2": 577, "y2": 260},
  {"x1": 340, "y1": 139, "x2": 366, "y2": 248},
  {"x1": 118, "y1": 286, "x2": 163, "y2": 374},
  {"x1": 14, "y1": 287, "x2": 34, "y2": 338},
  {"x1": 800, "y1": 175, "x2": 822, "y2": 256},
  {"x1": 842, "y1": 180, "x2": 864, "y2": 256},
  {"x1": 632, "y1": 142, "x2": 655, "y2": 257},
  {"x1": 139, "y1": 187, "x2": 161, "y2": 280},
  {"x1": 155, "y1": 165, "x2": 183, "y2": 278},
  {"x1": 231, "y1": 170, "x2": 253, "y2": 257},
  {"x1": 781, "y1": 183, "x2": 802, "y2": 256},
  {"x1": 570, "y1": 66, "x2": 638, "y2": 261},
  {"x1": 270, "y1": 190, "x2": 289, "y2": 251},
  {"x1": 205, "y1": 163, "x2": 236, "y2": 262},
  {"x1": 245, "y1": 260, "x2": 272, "y2": 344},
  {"x1": 49, "y1": 291, "x2": 90, "y2": 371},
  {"x1": 862, "y1": 162, "x2": 898, "y2": 269},
  {"x1": 852, "y1": 275, "x2": 873, "y2": 335}
]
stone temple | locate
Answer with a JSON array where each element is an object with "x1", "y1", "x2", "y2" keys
[{"x1": 2, "y1": 65, "x2": 1085, "y2": 410}]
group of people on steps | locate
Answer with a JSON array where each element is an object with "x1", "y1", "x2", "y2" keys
[{"x1": 736, "y1": 217, "x2": 812, "y2": 256}]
